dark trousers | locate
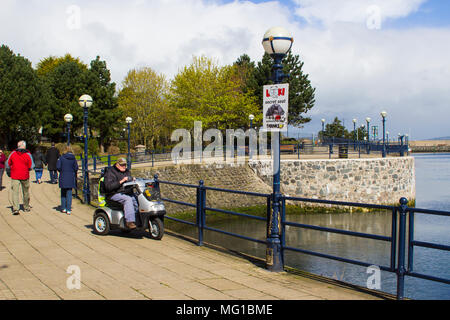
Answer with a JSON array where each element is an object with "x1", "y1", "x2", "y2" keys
[
  {"x1": 0, "y1": 168, "x2": 4, "y2": 188},
  {"x1": 49, "y1": 170, "x2": 58, "y2": 183}
]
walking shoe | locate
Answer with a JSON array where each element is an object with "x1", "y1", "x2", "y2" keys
[
  {"x1": 61, "y1": 209, "x2": 67, "y2": 213},
  {"x1": 24, "y1": 208, "x2": 31, "y2": 212},
  {"x1": 12, "y1": 210, "x2": 19, "y2": 215},
  {"x1": 66, "y1": 211, "x2": 71, "y2": 215},
  {"x1": 126, "y1": 222, "x2": 137, "y2": 229}
]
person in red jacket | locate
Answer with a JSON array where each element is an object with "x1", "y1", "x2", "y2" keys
[
  {"x1": 6, "y1": 140, "x2": 34, "y2": 215},
  {"x1": 0, "y1": 149, "x2": 6, "y2": 190}
]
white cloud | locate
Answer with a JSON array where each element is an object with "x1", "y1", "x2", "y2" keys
[
  {"x1": 1, "y1": 0, "x2": 449, "y2": 139},
  {"x1": 292, "y1": 0, "x2": 427, "y2": 26}
]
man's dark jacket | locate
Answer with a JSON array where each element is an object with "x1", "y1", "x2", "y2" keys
[
  {"x1": 46, "y1": 147, "x2": 60, "y2": 171},
  {"x1": 103, "y1": 165, "x2": 132, "y2": 198}
]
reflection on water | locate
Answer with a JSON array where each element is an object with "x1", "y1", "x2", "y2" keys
[{"x1": 167, "y1": 153, "x2": 450, "y2": 300}]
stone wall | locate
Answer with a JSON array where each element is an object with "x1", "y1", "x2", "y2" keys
[
  {"x1": 248, "y1": 157, "x2": 416, "y2": 205},
  {"x1": 84, "y1": 157, "x2": 415, "y2": 212},
  {"x1": 136, "y1": 163, "x2": 272, "y2": 213}
]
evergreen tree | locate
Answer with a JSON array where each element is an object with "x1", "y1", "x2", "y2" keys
[
  {"x1": 321, "y1": 117, "x2": 350, "y2": 139},
  {"x1": 37, "y1": 54, "x2": 120, "y2": 150},
  {"x1": 85, "y1": 56, "x2": 122, "y2": 151},
  {"x1": 0, "y1": 45, "x2": 50, "y2": 149}
]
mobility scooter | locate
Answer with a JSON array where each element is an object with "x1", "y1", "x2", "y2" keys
[{"x1": 93, "y1": 173, "x2": 166, "y2": 240}]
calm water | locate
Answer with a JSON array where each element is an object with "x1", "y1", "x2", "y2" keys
[{"x1": 167, "y1": 153, "x2": 450, "y2": 300}]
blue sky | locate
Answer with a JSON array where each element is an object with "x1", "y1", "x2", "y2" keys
[
  {"x1": 385, "y1": 0, "x2": 450, "y2": 28},
  {"x1": 1, "y1": 0, "x2": 449, "y2": 139}
]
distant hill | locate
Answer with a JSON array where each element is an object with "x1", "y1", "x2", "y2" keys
[{"x1": 428, "y1": 136, "x2": 450, "y2": 140}]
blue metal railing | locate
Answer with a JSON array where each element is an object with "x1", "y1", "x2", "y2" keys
[
  {"x1": 156, "y1": 177, "x2": 450, "y2": 300},
  {"x1": 158, "y1": 178, "x2": 270, "y2": 247}
]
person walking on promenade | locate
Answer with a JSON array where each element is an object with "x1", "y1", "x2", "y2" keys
[
  {"x1": 32, "y1": 147, "x2": 47, "y2": 184},
  {"x1": 6, "y1": 140, "x2": 34, "y2": 215},
  {"x1": 56, "y1": 146, "x2": 78, "y2": 215},
  {"x1": 46, "y1": 142, "x2": 60, "y2": 184},
  {"x1": 0, "y1": 149, "x2": 6, "y2": 191}
]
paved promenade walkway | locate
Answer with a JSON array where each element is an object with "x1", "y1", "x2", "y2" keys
[{"x1": 0, "y1": 171, "x2": 381, "y2": 300}]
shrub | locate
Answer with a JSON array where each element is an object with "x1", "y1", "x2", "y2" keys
[
  {"x1": 107, "y1": 145, "x2": 120, "y2": 155},
  {"x1": 88, "y1": 139, "x2": 99, "y2": 156}
]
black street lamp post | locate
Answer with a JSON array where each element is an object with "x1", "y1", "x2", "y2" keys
[
  {"x1": 79, "y1": 94, "x2": 93, "y2": 204},
  {"x1": 381, "y1": 111, "x2": 387, "y2": 157},
  {"x1": 262, "y1": 26, "x2": 293, "y2": 272},
  {"x1": 126, "y1": 117, "x2": 132, "y2": 168},
  {"x1": 366, "y1": 117, "x2": 371, "y2": 154},
  {"x1": 64, "y1": 113, "x2": 73, "y2": 146}
]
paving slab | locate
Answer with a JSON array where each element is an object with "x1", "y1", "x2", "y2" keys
[{"x1": 0, "y1": 170, "x2": 382, "y2": 300}]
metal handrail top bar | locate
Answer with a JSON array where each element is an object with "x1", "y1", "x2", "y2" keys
[
  {"x1": 205, "y1": 206, "x2": 267, "y2": 222},
  {"x1": 284, "y1": 221, "x2": 391, "y2": 242},
  {"x1": 410, "y1": 207, "x2": 450, "y2": 216},
  {"x1": 412, "y1": 240, "x2": 450, "y2": 252},
  {"x1": 407, "y1": 271, "x2": 450, "y2": 285},
  {"x1": 158, "y1": 180, "x2": 199, "y2": 189},
  {"x1": 203, "y1": 185, "x2": 270, "y2": 198},
  {"x1": 284, "y1": 195, "x2": 395, "y2": 210}
]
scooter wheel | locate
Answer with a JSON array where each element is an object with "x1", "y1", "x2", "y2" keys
[
  {"x1": 93, "y1": 212, "x2": 110, "y2": 235},
  {"x1": 148, "y1": 217, "x2": 164, "y2": 240}
]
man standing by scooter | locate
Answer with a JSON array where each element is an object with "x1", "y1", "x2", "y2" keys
[{"x1": 103, "y1": 157, "x2": 138, "y2": 229}]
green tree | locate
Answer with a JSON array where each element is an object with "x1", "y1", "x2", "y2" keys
[
  {"x1": 37, "y1": 54, "x2": 120, "y2": 150},
  {"x1": 169, "y1": 56, "x2": 260, "y2": 131},
  {"x1": 0, "y1": 45, "x2": 50, "y2": 148},
  {"x1": 36, "y1": 54, "x2": 87, "y2": 77},
  {"x1": 40, "y1": 57, "x2": 89, "y2": 142},
  {"x1": 118, "y1": 67, "x2": 174, "y2": 149},
  {"x1": 85, "y1": 56, "x2": 122, "y2": 151},
  {"x1": 321, "y1": 117, "x2": 349, "y2": 139}
]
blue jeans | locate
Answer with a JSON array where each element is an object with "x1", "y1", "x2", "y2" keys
[
  {"x1": 110, "y1": 193, "x2": 138, "y2": 223},
  {"x1": 35, "y1": 168, "x2": 43, "y2": 182},
  {"x1": 61, "y1": 188, "x2": 73, "y2": 211}
]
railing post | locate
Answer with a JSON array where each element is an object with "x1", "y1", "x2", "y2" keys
[
  {"x1": 280, "y1": 196, "x2": 286, "y2": 263},
  {"x1": 408, "y1": 210, "x2": 415, "y2": 273},
  {"x1": 197, "y1": 180, "x2": 205, "y2": 246},
  {"x1": 107, "y1": 155, "x2": 111, "y2": 167},
  {"x1": 397, "y1": 197, "x2": 408, "y2": 300},
  {"x1": 153, "y1": 174, "x2": 159, "y2": 190},
  {"x1": 152, "y1": 150, "x2": 154, "y2": 167}
]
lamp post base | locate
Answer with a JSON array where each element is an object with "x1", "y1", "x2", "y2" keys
[{"x1": 266, "y1": 237, "x2": 283, "y2": 272}]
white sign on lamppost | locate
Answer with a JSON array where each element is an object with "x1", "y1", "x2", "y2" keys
[{"x1": 263, "y1": 83, "x2": 289, "y2": 132}]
